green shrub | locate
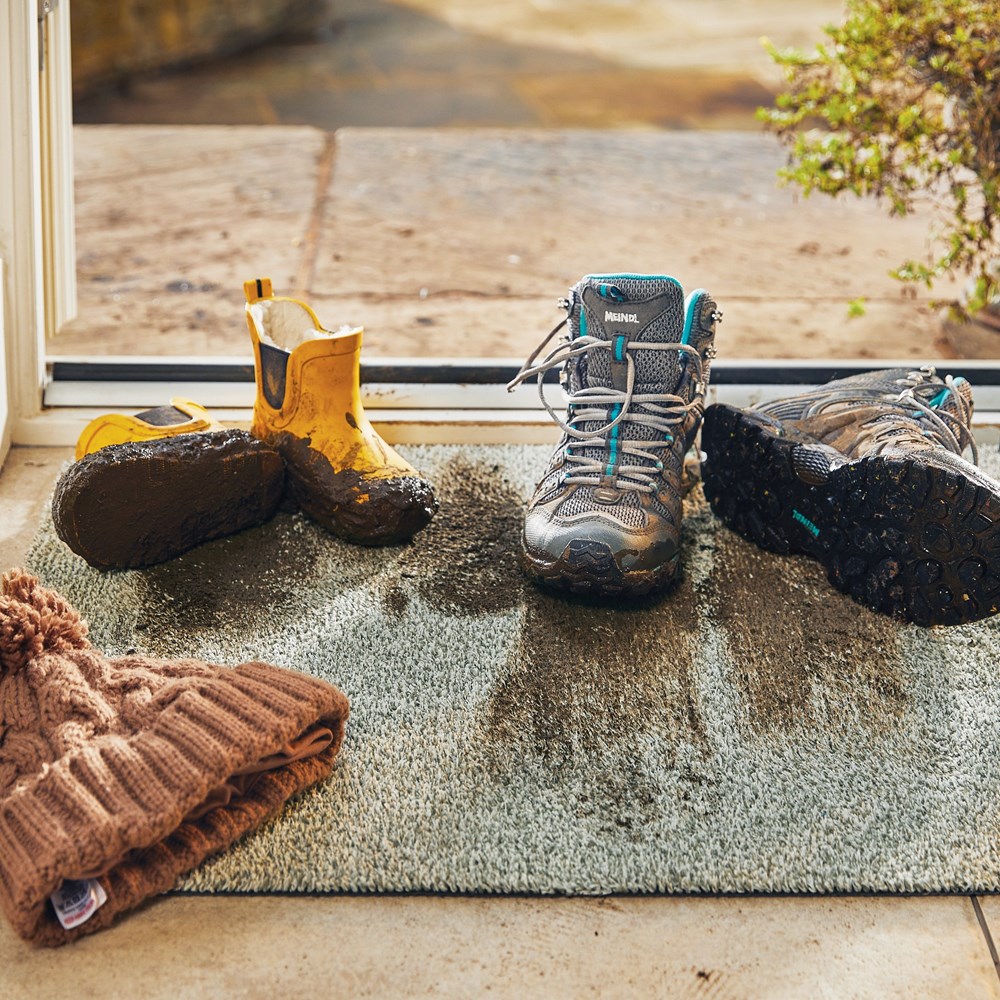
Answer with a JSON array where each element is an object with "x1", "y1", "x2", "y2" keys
[{"x1": 760, "y1": 0, "x2": 999, "y2": 316}]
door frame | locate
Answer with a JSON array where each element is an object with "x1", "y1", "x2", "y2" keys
[{"x1": 0, "y1": 0, "x2": 75, "y2": 463}]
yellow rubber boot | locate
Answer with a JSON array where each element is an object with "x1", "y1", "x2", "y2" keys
[
  {"x1": 75, "y1": 399, "x2": 221, "y2": 460},
  {"x1": 243, "y1": 278, "x2": 438, "y2": 545}
]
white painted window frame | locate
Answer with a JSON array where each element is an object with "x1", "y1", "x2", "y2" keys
[
  {"x1": 0, "y1": 0, "x2": 75, "y2": 463},
  {"x1": 0, "y1": 265, "x2": 9, "y2": 461}
]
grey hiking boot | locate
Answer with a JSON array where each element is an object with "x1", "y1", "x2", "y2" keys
[
  {"x1": 507, "y1": 273, "x2": 720, "y2": 597},
  {"x1": 700, "y1": 367, "x2": 1000, "y2": 626}
]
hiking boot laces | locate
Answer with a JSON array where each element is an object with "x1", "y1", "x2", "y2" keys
[
  {"x1": 507, "y1": 317, "x2": 707, "y2": 493},
  {"x1": 803, "y1": 367, "x2": 978, "y2": 463}
]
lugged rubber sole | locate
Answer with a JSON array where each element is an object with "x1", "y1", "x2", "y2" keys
[
  {"x1": 52, "y1": 430, "x2": 285, "y2": 570},
  {"x1": 521, "y1": 537, "x2": 679, "y2": 598},
  {"x1": 701, "y1": 403, "x2": 1000, "y2": 626}
]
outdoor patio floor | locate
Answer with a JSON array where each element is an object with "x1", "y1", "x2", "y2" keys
[{"x1": 56, "y1": 125, "x2": 961, "y2": 363}]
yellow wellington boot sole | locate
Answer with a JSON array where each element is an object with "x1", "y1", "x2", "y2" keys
[
  {"x1": 267, "y1": 430, "x2": 438, "y2": 545},
  {"x1": 53, "y1": 430, "x2": 285, "y2": 570}
]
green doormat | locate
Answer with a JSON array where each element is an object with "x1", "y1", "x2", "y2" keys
[{"x1": 26, "y1": 444, "x2": 1000, "y2": 894}]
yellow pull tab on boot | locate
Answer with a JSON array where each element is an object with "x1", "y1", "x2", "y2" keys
[{"x1": 244, "y1": 277, "x2": 274, "y2": 303}]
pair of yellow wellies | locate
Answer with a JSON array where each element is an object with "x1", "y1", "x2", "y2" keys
[{"x1": 52, "y1": 279, "x2": 438, "y2": 569}]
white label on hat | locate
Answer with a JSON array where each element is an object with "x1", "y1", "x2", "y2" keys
[{"x1": 50, "y1": 878, "x2": 108, "y2": 930}]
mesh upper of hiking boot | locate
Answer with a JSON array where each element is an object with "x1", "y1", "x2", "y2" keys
[
  {"x1": 510, "y1": 273, "x2": 718, "y2": 577},
  {"x1": 754, "y1": 367, "x2": 977, "y2": 464}
]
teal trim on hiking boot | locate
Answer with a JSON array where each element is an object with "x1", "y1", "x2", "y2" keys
[
  {"x1": 930, "y1": 377, "x2": 967, "y2": 409},
  {"x1": 792, "y1": 508, "x2": 821, "y2": 538},
  {"x1": 606, "y1": 403, "x2": 622, "y2": 476},
  {"x1": 585, "y1": 273, "x2": 681, "y2": 286},
  {"x1": 682, "y1": 289, "x2": 706, "y2": 346}
]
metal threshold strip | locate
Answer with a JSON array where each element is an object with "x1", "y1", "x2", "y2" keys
[
  {"x1": 48, "y1": 356, "x2": 1000, "y2": 388},
  {"x1": 23, "y1": 355, "x2": 1000, "y2": 448},
  {"x1": 44, "y1": 356, "x2": 1000, "y2": 412}
]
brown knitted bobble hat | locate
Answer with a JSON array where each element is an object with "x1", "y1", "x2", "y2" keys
[{"x1": 0, "y1": 569, "x2": 349, "y2": 946}]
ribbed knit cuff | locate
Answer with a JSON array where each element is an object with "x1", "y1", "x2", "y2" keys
[{"x1": 0, "y1": 660, "x2": 349, "y2": 946}]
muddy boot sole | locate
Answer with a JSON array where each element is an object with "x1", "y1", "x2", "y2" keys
[
  {"x1": 701, "y1": 403, "x2": 1000, "y2": 627},
  {"x1": 52, "y1": 430, "x2": 285, "y2": 570},
  {"x1": 266, "y1": 431, "x2": 438, "y2": 546},
  {"x1": 521, "y1": 537, "x2": 679, "y2": 598}
]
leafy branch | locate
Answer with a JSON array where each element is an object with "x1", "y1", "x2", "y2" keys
[{"x1": 760, "y1": 0, "x2": 1000, "y2": 316}]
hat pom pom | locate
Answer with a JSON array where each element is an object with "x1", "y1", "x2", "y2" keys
[{"x1": 0, "y1": 570, "x2": 89, "y2": 674}]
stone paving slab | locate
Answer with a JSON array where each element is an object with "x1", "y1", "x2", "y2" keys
[
  {"x1": 1, "y1": 888, "x2": 998, "y2": 999},
  {"x1": 319, "y1": 129, "x2": 955, "y2": 301},
  {"x1": 60, "y1": 126, "x2": 324, "y2": 355},
  {"x1": 298, "y1": 294, "x2": 947, "y2": 363},
  {"x1": 56, "y1": 125, "x2": 959, "y2": 360}
]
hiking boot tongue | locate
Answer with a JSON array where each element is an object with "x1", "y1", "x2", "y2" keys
[{"x1": 573, "y1": 276, "x2": 687, "y2": 392}]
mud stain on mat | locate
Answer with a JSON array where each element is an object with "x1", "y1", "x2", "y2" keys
[
  {"x1": 382, "y1": 454, "x2": 706, "y2": 777},
  {"x1": 575, "y1": 756, "x2": 667, "y2": 838},
  {"x1": 134, "y1": 513, "x2": 328, "y2": 655},
  {"x1": 480, "y1": 572, "x2": 706, "y2": 837},
  {"x1": 707, "y1": 529, "x2": 906, "y2": 734},
  {"x1": 380, "y1": 456, "x2": 526, "y2": 617},
  {"x1": 483, "y1": 573, "x2": 705, "y2": 764}
]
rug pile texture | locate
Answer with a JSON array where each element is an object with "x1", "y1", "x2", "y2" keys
[{"x1": 26, "y1": 445, "x2": 1000, "y2": 894}]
